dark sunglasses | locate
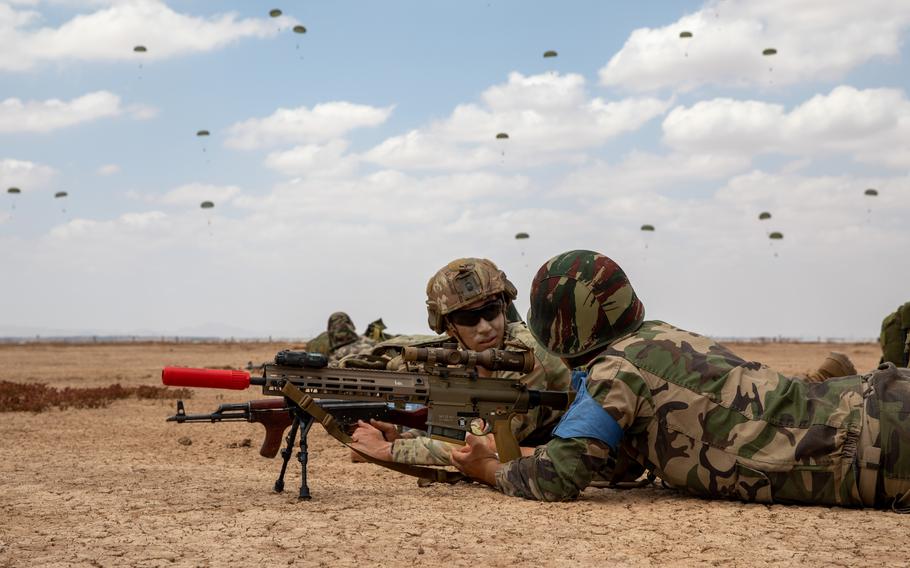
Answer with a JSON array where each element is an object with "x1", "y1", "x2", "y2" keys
[{"x1": 448, "y1": 300, "x2": 504, "y2": 327}]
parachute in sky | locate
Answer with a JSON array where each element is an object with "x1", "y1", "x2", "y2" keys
[
  {"x1": 269, "y1": 9, "x2": 282, "y2": 17},
  {"x1": 200, "y1": 201, "x2": 214, "y2": 209},
  {"x1": 864, "y1": 188, "x2": 879, "y2": 219},
  {"x1": 7, "y1": 187, "x2": 20, "y2": 211},
  {"x1": 640, "y1": 224, "x2": 656, "y2": 250},
  {"x1": 196, "y1": 130, "x2": 210, "y2": 137},
  {"x1": 495, "y1": 132, "x2": 510, "y2": 162},
  {"x1": 54, "y1": 191, "x2": 68, "y2": 214},
  {"x1": 514, "y1": 232, "x2": 529, "y2": 239},
  {"x1": 679, "y1": 31, "x2": 694, "y2": 57},
  {"x1": 762, "y1": 47, "x2": 778, "y2": 79},
  {"x1": 758, "y1": 211, "x2": 771, "y2": 220},
  {"x1": 293, "y1": 25, "x2": 307, "y2": 34},
  {"x1": 768, "y1": 231, "x2": 784, "y2": 257},
  {"x1": 133, "y1": 45, "x2": 148, "y2": 78},
  {"x1": 543, "y1": 50, "x2": 558, "y2": 58}
]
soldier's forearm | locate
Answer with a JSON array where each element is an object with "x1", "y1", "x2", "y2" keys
[
  {"x1": 390, "y1": 437, "x2": 457, "y2": 466},
  {"x1": 494, "y1": 438, "x2": 599, "y2": 501}
]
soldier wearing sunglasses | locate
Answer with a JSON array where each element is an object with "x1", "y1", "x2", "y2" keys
[{"x1": 349, "y1": 258, "x2": 572, "y2": 466}]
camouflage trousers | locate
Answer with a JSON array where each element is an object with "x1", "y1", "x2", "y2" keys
[{"x1": 856, "y1": 364, "x2": 910, "y2": 512}]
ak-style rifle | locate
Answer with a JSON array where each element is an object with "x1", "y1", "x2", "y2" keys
[{"x1": 162, "y1": 345, "x2": 572, "y2": 499}]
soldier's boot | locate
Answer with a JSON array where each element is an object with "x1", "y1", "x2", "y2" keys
[{"x1": 805, "y1": 351, "x2": 858, "y2": 383}]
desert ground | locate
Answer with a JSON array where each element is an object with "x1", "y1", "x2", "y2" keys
[{"x1": 1, "y1": 340, "x2": 907, "y2": 567}]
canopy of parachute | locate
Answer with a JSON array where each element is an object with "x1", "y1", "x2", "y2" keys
[
  {"x1": 543, "y1": 50, "x2": 558, "y2": 58},
  {"x1": 679, "y1": 31, "x2": 693, "y2": 38},
  {"x1": 762, "y1": 48, "x2": 777, "y2": 56},
  {"x1": 269, "y1": 9, "x2": 282, "y2": 17},
  {"x1": 133, "y1": 45, "x2": 147, "y2": 53},
  {"x1": 54, "y1": 191, "x2": 68, "y2": 199},
  {"x1": 293, "y1": 25, "x2": 307, "y2": 34},
  {"x1": 200, "y1": 201, "x2": 214, "y2": 209},
  {"x1": 7, "y1": 187, "x2": 20, "y2": 194},
  {"x1": 196, "y1": 130, "x2": 210, "y2": 137},
  {"x1": 514, "y1": 232, "x2": 529, "y2": 240},
  {"x1": 864, "y1": 188, "x2": 879, "y2": 197},
  {"x1": 758, "y1": 212, "x2": 771, "y2": 220},
  {"x1": 768, "y1": 232, "x2": 784, "y2": 240},
  {"x1": 496, "y1": 132, "x2": 509, "y2": 139},
  {"x1": 640, "y1": 224, "x2": 655, "y2": 232}
]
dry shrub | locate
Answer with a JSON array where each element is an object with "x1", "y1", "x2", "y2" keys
[{"x1": 0, "y1": 381, "x2": 193, "y2": 413}]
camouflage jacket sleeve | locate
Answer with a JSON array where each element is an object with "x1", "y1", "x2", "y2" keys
[
  {"x1": 494, "y1": 355, "x2": 652, "y2": 501},
  {"x1": 391, "y1": 436, "x2": 460, "y2": 466}
]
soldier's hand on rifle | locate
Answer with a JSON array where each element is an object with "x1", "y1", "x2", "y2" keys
[
  {"x1": 350, "y1": 420, "x2": 393, "y2": 462},
  {"x1": 451, "y1": 434, "x2": 502, "y2": 486},
  {"x1": 368, "y1": 419, "x2": 401, "y2": 442}
]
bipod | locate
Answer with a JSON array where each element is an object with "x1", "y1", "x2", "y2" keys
[{"x1": 273, "y1": 405, "x2": 315, "y2": 500}]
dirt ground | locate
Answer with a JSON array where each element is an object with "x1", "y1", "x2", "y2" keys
[{"x1": 1, "y1": 340, "x2": 907, "y2": 567}]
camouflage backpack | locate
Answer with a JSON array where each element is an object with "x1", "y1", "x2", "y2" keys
[{"x1": 880, "y1": 301, "x2": 910, "y2": 367}]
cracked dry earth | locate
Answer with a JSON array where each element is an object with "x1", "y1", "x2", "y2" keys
[{"x1": 1, "y1": 340, "x2": 908, "y2": 567}]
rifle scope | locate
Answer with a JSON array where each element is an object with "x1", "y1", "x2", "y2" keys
[{"x1": 402, "y1": 346, "x2": 534, "y2": 374}]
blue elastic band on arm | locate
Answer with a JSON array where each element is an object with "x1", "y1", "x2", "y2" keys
[{"x1": 552, "y1": 370, "x2": 624, "y2": 451}]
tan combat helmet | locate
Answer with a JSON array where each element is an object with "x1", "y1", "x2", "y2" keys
[{"x1": 425, "y1": 258, "x2": 518, "y2": 334}]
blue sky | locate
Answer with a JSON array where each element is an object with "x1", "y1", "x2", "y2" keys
[{"x1": 1, "y1": 0, "x2": 909, "y2": 339}]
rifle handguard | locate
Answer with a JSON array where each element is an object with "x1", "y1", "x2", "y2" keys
[{"x1": 162, "y1": 367, "x2": 252, "y2": 390}]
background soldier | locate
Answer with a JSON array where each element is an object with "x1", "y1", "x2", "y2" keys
[
  {"x1": 452, "y1": 250, "x2": 910, "y2": 512},
  {"x1": 350, "y1": 258, "x2": 571, "y2": 465},
  {"x1": 306, "y1": 312, "x2": 377, "y2": 365},
  {"x1": 880, "y1": 301, "x2": 910, "y2": 368}
]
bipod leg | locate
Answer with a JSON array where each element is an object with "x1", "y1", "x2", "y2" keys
[
  {"x1": 274, "y1": 415, "x2": 301, "y2": 493},
  {"x1": 296, "y1": 412, "x2": 315, "y2": 500}
]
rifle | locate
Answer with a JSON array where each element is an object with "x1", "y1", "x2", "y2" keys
[
  {"x1": 162, "y1": 345, "x2": 572, "y2": 499},
  {"x1": 167, "y1": 398, "x2": 429, "y2": 458}
]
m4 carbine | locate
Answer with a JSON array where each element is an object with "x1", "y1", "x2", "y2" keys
[{"x1": 162, "y1": 346, "x2": 572, "y2": 499}]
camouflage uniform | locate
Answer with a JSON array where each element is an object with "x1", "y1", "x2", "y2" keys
[
  {"x1": 313, "y1": 312, "x2": 377, "y2": 366},
  {"x1": 495, "y1": 250, "x2": 910, "y2": 511},
  {"x1": 880, "y1": 301, "x2": 910, "y2": 368},
  {"x1": 390, "y1": 321, "x2": 571, "y2": 465},
  {"x1": 390, "y1": 257, "x2": 572, "y2": 466}
]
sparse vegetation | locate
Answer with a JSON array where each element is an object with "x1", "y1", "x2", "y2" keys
[{"x1": 0, "y1": 381, "x2": 193, "y2": 412}]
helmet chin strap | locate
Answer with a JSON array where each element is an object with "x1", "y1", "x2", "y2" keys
[{"x1": 445, "y1": 322, "x2": 468, "y2": 349}]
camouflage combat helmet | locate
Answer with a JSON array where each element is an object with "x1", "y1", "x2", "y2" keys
[
  {"x1": 426, "y1": 258, "x2": 518, "y2": 333},
  {"x1": 528, "y1": 250, "x2": 645, "y2": 358},
  {"x1": 327, "y1": 311, "x2": 359, "y2": 350}
]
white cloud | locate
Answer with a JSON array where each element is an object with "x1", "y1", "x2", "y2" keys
[
  {"x1": 225, "y1": 102, "x2": 393, "y2": 151},
  {"x1": 0, "y1": 91, "x2": 121, "y2": 133},
  {"x1": 264, "y1": 140, "x2": 361, "y2": 178},
  {"x1": 0, "y1": 0, "x2": 284, "y2": 71},
  {"x1": 365, "y1": 72, "x2": 670, "y2": 170},
  {"x1": 96, "y1": 163, "x2": 120, "y2": 176},
  {"x1": 600, "y1": 0, "x2": 910, "y2": 92},
  {"x1": 0, "y1": 158, "x2": 56, "y2": 191},
  {"x1": 558, "y1": 151, "x2": 750, "y2": 197},
  {"x1": 663, "y1": 86, "x2": 910, "y2": 168}
]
